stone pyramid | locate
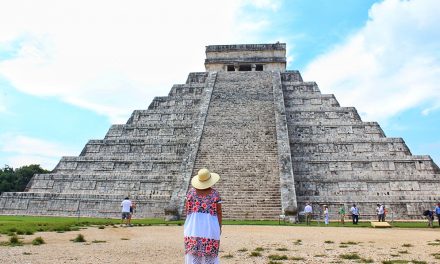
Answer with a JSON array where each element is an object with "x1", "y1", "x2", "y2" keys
[{"x1": 1, "y1": 43, "x2": 439, "y2": 220}]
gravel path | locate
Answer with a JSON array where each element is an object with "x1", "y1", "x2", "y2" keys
[{"x1": 1, "y1": 225, "x2": 440, "y2": 263}]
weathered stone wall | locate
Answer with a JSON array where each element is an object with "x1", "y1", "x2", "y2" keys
[
  {"x1": 282, "y1": 73, "x2": 440, "y2": 218},
  {"x1": 0, "y1": 72, "x2": 211, "y2": 218}
]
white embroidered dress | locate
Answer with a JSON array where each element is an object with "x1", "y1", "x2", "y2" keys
[{"x1": 184, "y1": 188, "x2": 222, "y2": 264}]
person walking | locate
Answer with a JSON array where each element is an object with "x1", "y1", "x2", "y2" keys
[
  {"x1": 304, "y1": 203, "x2": 313, "y2": 225},
  {"x1": 350, "y1": 204, "x2": 359, "y2": 225},
  {"x1": 423, "y1": 209, "x2": 434, "y2": 228},
  {"x1": 128, "y1": 201, "x2": 136, "y2": 225},
  {"x1": 338, "y1": 205, "x2": 346, "y2": 225},
  {"x1": 120, "y1": 197, "x2": 132, "y2": 226},
  {"x1": 324, "y1": 205, "x2": 329, "y2": 225},
  {"x1": 435, "y1": 203, "x2": 440, "y2": 226},
  {"x1": 184, "y1": 168, "x2": 222, "y2": 264}
]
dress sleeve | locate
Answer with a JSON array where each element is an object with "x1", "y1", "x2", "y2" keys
[{"x1": 216, "y1": 191, "x2": 222, "y2": 204}]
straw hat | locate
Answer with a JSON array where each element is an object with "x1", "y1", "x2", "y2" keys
[{"x1": 191, "y1": 168, "x2": 220, "y2": 190}]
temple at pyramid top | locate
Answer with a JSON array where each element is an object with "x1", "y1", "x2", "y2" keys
[{"x1": 205, "y1": 43, "x2": 287, "y2": 72}]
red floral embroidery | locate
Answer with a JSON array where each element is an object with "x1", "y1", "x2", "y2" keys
[
  {"x1": 185, "y1": 188, "x2": 221, "y2": 216},
  {"x1": 184, "y1": 236, "x2": 220, "y2": 257}
]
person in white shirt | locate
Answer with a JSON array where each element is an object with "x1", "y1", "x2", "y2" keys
[
  {"x1": 350, "y1": 204, "x2": 359, "y2": 224},
  {"x1": 121, "y1": 197, "x2": 132, "y2": 226},
  {"x1": 376, "y1": 204, "x2": 385, "y2": 222},
  {"x1": 324, "y1": 205, "x2": 329, "y2": 225},
  {"x1": 304, "y1": 203, "x2": 313, "y2": 225}
]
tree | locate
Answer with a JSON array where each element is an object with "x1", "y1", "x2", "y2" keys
[{"x1": 0, "y1": 164, "x2": 50, "y2": 193}]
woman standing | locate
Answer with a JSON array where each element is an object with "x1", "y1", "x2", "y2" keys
[{"x1": 184, "y1": 168, "x2": 222, "y2": 264}]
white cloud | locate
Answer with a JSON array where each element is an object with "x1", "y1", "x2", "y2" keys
[
  {"x1": 245, "y1": 0, "x2": 282, "y2": 11},
  {"x1": 303, "y1": 0, "x2": 440, "y2": 122},
  {"x1": 0, "y1": 134, "x2": 78, "y2": 169},
  {"x1": 0, "y1": 0, "x2": 265, "y2": 123}
]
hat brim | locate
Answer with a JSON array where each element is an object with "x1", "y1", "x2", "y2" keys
[{"x1": 191, "y1": 172, "x2": 220, "y2": 190}]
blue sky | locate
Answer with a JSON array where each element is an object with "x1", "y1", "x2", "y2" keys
[{"x1": 0, "y1": 0, "x2": 439, "y2": 169}]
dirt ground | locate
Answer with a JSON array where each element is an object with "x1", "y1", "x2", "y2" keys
[{"x1": 1, "y1": 225, "x2": 440, "y2": 264}]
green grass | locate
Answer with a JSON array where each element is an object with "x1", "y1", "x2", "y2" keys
[
  {"x1": 222, "y1": 253, "x2": 234, "y2": 259},
  {"x1": 402, "y1": 243, "x2": 413, "y2": 248},
  {"x1": 382, "y1": 260, "x2": 409, "y2": 264},
  {"x1": 249, "y1": 251, "x2": 261, "y2": 257},
  {"x1": 432, "y1": 253, "x2": 440, "y2": 259},
  {"x1": 237, "y1": 248, "x2": 248, "y2": 252},
  {"x1": 324, "y1": 240, "x2": 334, "y2": 244},
  {"x1": 290, "y1": 256, "x2": 305, "y2": 261},
  {"x1": 0, "y1": 216, "x2": 435, "y2": 235},
  {"x1": 0, "y1": 216, "x2": 183, "y2": 235}
]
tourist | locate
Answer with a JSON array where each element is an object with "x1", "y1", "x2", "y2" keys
[
  {"x1": 435, "y1": 203, "x2": 440, "y2": 226},
  {"x1": 128, "y1": 201, "x2": 136, "y2": 225},
  {"x1": 121, "y1": 197, "x2": 132, "y2": 226},
  {"x1": 304, "y1": 203, "x2": 313, "y2": 225},
  {"x1": 184, "y1": 168, "x2": 222, "y2": 264},
  {"x1": 376, "y1": 203, "x2": 385, "y2": 222},
  {"x1": 324, "y1": 205, "x2": 329, "y2": 225},
  {"x1": 338, "y1": 205, "x2": 346, "y2": 225},
  {"x1": 383, "y1": 205, "x2": 387, "y2": 222},
  {"x1": 350, "y1": 204, "x2": 359, "y2": 224},
  {"x1": 423, "y1": 209, "x2": 434, "y2": 228}
]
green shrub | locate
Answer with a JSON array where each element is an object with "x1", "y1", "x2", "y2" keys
[
  {"x1": 275, "y1": 247, "x2": 288, "y2": 251},
  {"x1": 9, "y1": 235, "x2": 23, "y2": 246},
  {"x1": 9, "y1": 235, "x2": 20, "y2": 244},
  {"x1": 382, "y1": 260, "x2": 409, "y2": 264},
  {"x1": 222, "y1": 253, "x2": 233, "y2": 258},
  {"x1": 268, "y1": 254, "x2": 288, "y2": 260},
  {"x1": 250, "y1": 251, "x2": 261, "y2": 257},
  {"x1": 32, "y1": 237, "x2": 45, "y2": 245},
  {"x1": 92, "y1": 240, "x2": 106, "y2": 243},
  {"x1": 72, "y1": 234, "x2": 86, "y2": 242},
  {"x1": 339, "y1": 253, "x2": 361, "y2": 259},
  {"x1": 340, "y1": 241, "x2": 359, "y2": 245}
]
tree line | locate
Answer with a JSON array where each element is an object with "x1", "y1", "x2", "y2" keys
[{"x1": 0, "y1": 165, "x2": 50, "y2": 193}]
